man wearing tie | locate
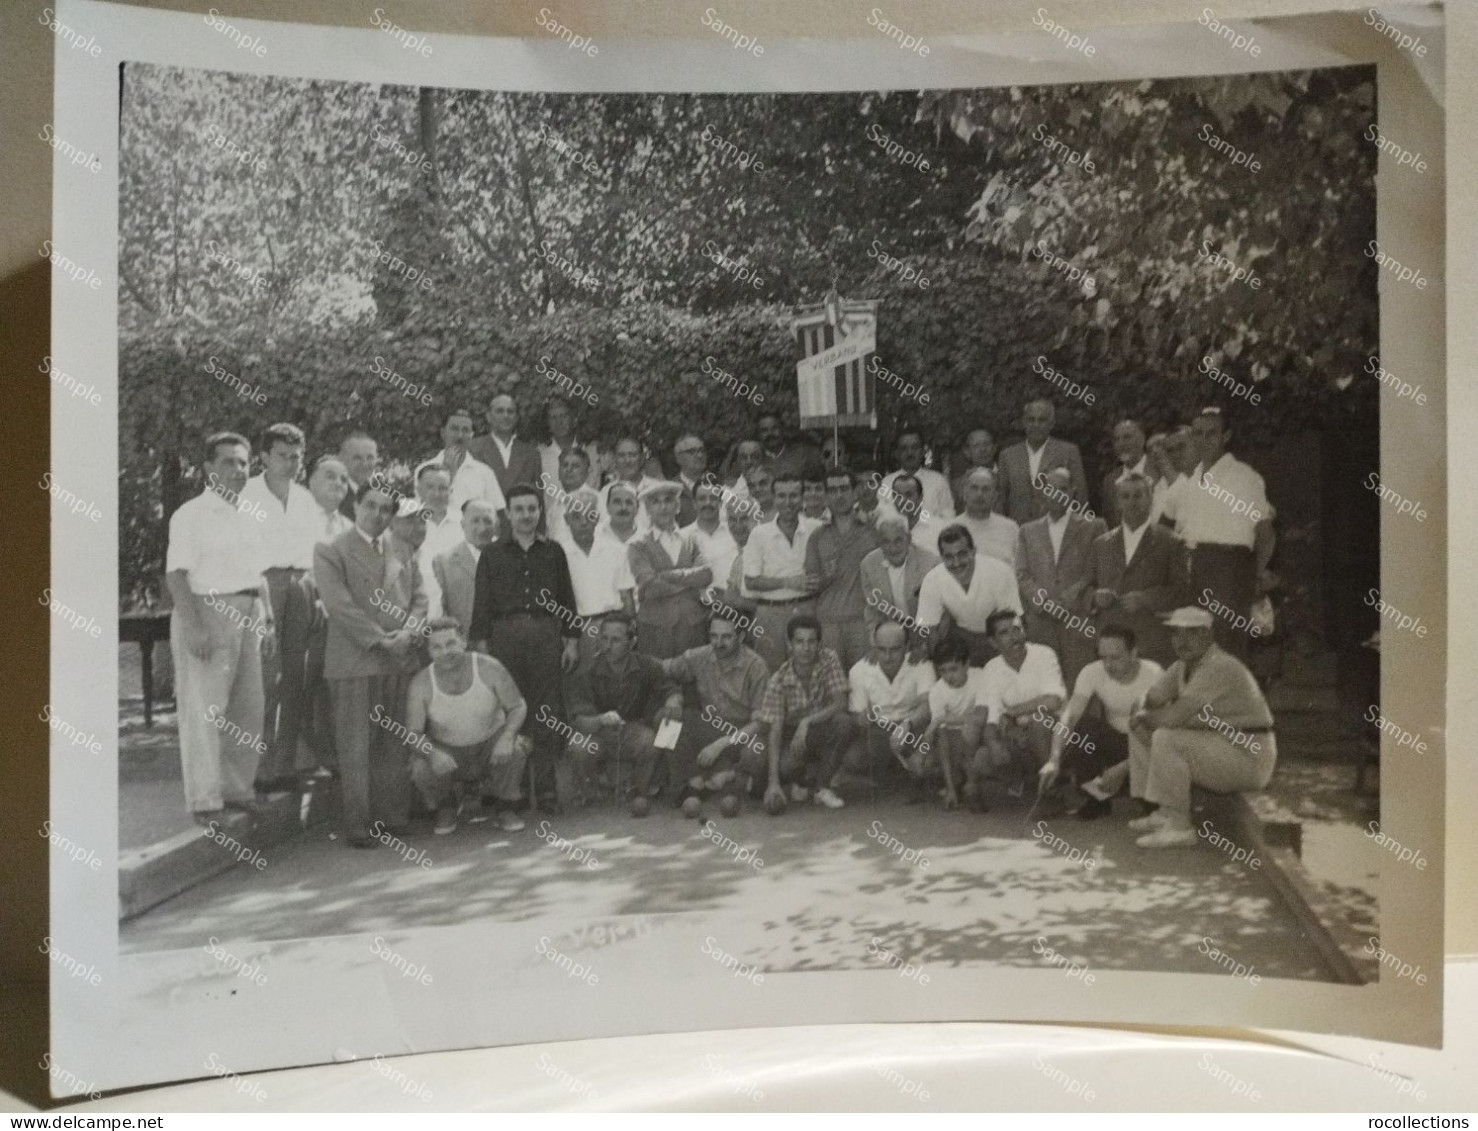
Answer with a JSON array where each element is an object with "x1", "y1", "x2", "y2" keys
[
  {"x1": 300, "y1": 455, "x2": 354, "y2": 773},
  {"x1": 432, "y1": 499, "x2": 499, "y2": 637},
  {"x1": 469, "y1": 393, "x2": 542, "y2": 502},
  {"x1": 1016, "y1": 468, "x2": 1105, "y2": 685},
  {"x1": 623, "y1": 481, "x2": 713, "y2": 659},
  {"x1": 336, "y1": 431, "x2": 379, "y2": 520},
  {"x1": 995, "y1": 398, "x2": 1089, "y2": 525},
  {"x1": 672, "y1": 434, "x2": 709, "y2": 528},
  {"x1": 314, "y1": 482, "x2": 428, "y2": 848},
  {"x1": 1098, "y1": 418, "x2": 1150, "y2": 529},
  {"x1": 1087, "y1": 473, "x2": 1188, "y2": 667},
  {"x1": 858, "y1": 514, "x2": 937, "y2": 637}
]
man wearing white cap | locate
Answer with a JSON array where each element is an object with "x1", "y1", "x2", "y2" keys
[
  {"x1": 1128, "y1": 605, "x2": 1277, "y2": 849},
  {"x1": 623, "y1": 480, "x2": 712, "y2": 659}
]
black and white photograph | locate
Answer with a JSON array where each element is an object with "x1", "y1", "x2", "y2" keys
[{"x1": 35, "y1": 0, "x2": 1447, "y2": 1102}]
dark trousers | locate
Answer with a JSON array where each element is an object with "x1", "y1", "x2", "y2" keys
[
  {"x1": 776, "y1": 715, "x2": 856, "y2": 790},
  {"x1": 259, "y1": 568, "x2": 313, "y2": 780},
  {"x1": 1191, "y1": 544, "x2": 1256, "y2": 662},
  {"x1": 300, "y1": 605, "x2": 335, "y2": 769},
  {"x1": 669, "y1": 708, "x2": 767, "y2": 794},
  {"x1": 488, "y1": 614, "x2": 566, "y2": 799},
  {"x1": 330, "y1": 671, "x2": 412, "y2": 840},
  {"x1": 1061, "y1": 712, "x2": 1129, "y2": 782}
]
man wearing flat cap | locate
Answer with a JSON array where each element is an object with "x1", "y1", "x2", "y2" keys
[
  {"x1": 1127, "y1": 606, "x2": 1277, "y2": 849},
  {"x1": 622, "y1": 479, "x2": 712, "y2": 659}
]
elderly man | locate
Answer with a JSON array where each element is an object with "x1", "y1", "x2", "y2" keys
[
  {"x1": 402, "y1": 617, "x2": 528, "y2": 835},
  {"x1": 617, "y1": 480, "x2": 712, "y2": 659},
  {"x1": 672, "y1": 434, "x2": 709, "y2": 527},
  {"x1": 995, "y1": 398, "x2": 1089, "y2": 525},
  {"x1": 951, "y1": 427, "x2": 997, "y2": 512},
  {"x1": 539, "y1": 397, "x2": 600, "y2": 492},
  {"x1": 757, "y1": 615, "x2": 853, "y2": 811},
  {"x1": 432, "y1": 499, "x2": 500, "y2": 637},
  {"x1": 1017, "y1": 467, "x2": 1105, "y2": 685},
  {"x1": 555, "y1": 487, "x2": 628, "y2": 664},
  {"x1": 1161, "y1": 407, "x2": 1275, "y2": 662},
  {"x1": 599, "y1": 437, "x2": 661, "y2": 530},
  {"x1": 916, "y1": 524, "x2": 1022, "y2": 667},
  {"x1": 1098, "y1": 418, "x2": 1149, "y2": 528},
  {"x1": 859, "y1": 514, "x2": 938, "y2": 638},
  {"x1": 954, "y1": 467, "x2": 1020, "y2": 567},
  {"x1": 743, "y1": 472, "x2": 819, "y2": 671},
  {"x1": 729, "y1": 437, "x2": 766, "y2": 495},
  {"x1": 1087, "y1": 473, "x2": 1187, "y2": 666},
  {"x1": 165, "y1": 432, "x2": 274, "y2": 824},
  {"x1": 565, "y1": 613, "x2": 678, "y2": 803},
  {"x1": 416, "y1": 407, "x2": 507, "y2": 521},
  {"x1": 975, "y1": 610, "x2": 1067, "y2": 805},
  {"x1": 661, "y1": 613, "x2": 772, "y2": 803},
  {"x1": 315, "y1": 481, "x2": 427, "y2": 847},
  {"x1": 336, "y1": 430, "x2": 379, "y2": 519},
  {"x1": 1128, "y1": 607, "x2": 1277, "y2": 848},
  {"x1": 881, "y1": 429, "x2": 956, "y2": 522},
  {"x1": 469, "y1": 484, "x2": 581, "y2": 813},
  {"x1": 469, "y1": 393, "x2": 541, "y2": 503},
  {"x1": 805, "y1": 466, "x2": 880, "y2": 671},
  {"x1": 844, "y1": 620, "x2": 936, "y2": 794}
]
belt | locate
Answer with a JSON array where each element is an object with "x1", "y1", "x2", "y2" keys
[
  {"x1": 1189, "y1": 543, "x2": 1254, "y2": 555},
  {"x1": 752, "y1": 596, "x2": 814, "y2": 607},
  {"x1": 264, "y1": 566, "x2": 307, "y2": 575},
  {"x1": 220, "y1": 588, "x2": 259, "y2": 598}
]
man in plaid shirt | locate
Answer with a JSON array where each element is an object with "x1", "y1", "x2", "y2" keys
[{"x1": 757, "y1": 614, "x2": 855, "y2": 811}]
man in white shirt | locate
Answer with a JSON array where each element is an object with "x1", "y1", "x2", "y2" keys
[
  {"x1": 1156, "y1": 425, "x2": 1199, "y2": 535},
  {"x1": 996, "y1": 399, "x2": 1089, "y2": 525},
  {"x1": 882, "y1": 472, "x2": 946, "y2": 557},
  {"x1": 240, "y1": 424, "x2": 321, "y2": 790},
  {"x1": 598, "y1": 437, "x2": 660, "y2": 532},
  {"x1": 951, "y1": 427, "x2": 997, "y2": 513},
  {"x1": 672, "y1": 434, "x2": 709, "y2": 528},
  {"x1": 684, "y1": 482, "x2": 739, "y2": 603},
  {"x1": 306, "y1": 456, "x2": 353, "y2": 547},
  {"x1": 743, "y1": 472, "x2": 819, "y2": 671},
  {"x1": 165, "y1": 432, "x2": 274, "y2": 824},
  {"x1": 557, "y1": 488, "x2": 630, "y2": 664},
  {"x1": 414, "y1": 465, "x2": 462, "y2": 622},
  {"x1": 415, "y1": 407, "x2": 507, "y2": 522},
  {"x1": 843, "y1": 621, "x2": 935, "y2": 790},
  {"x1": 538, "y1": 397, "x2": 600, "y2": 492},
  {"x1": 1162, "y1": 408, "x2": 1275, "y2": 662},
  {"x1": 977, "y1": 611, "x2": 1067, "y2": 802},
  {"x1": 916, "y1": 524, "x2": 1023, "y2": 667},
  {"x1": 954, "y1": 467, "x2": 1020, "y2": 566},
  {"x1": 543, "y1": 446, "x2": 596, "y2": 543},
  {"x1": 432, "y1": 499, "x2": 499, "y2": 638},
  {"x1": 881, "y1": 429, "x2": 956, "y2": 522}
]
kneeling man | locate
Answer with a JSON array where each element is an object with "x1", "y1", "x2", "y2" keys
[
  {"x1": 976, "y1": 611, "x2": 1067, "y2": 804},
  {"x1": 1128, "y1": 606, "x2": 1277, "y2": 849},
  {"x1": 402, "y1": 618, "x2": 528, "y2": 835},
  {"x1": 757, "y1": 615, "x2": 854, "y2": 811}
]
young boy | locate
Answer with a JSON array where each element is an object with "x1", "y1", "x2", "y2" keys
[{"x1": 918, "y1": 637, "x2": 985, "y2": 810}]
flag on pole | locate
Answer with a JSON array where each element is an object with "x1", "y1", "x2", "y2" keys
[{"x1": 793, "y1": 294, "x2": 879, "y2": 429}]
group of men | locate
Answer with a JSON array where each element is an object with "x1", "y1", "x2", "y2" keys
[{"x1": 162, "y1": 388, "x2": 1278, "y2": 851}]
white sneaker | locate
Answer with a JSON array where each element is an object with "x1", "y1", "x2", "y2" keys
[
  {"x1": 496, "y1": 810, "x2": 525, "y2": 833},
  {"x1": 790, "y1": 785, "x2": 811, "y2": 804},
  {"x1": 1128, "y1": 811, "x2": 1168, "y2": 832},
  {"x1": 1136, "y1": 825, "x2": 1199, "y2": 849},
  {"x1": 813, "y1": 787, "x2": 845, "y2": 810}
]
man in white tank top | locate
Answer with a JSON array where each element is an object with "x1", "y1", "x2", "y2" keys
[
  {"x1": 1039, "y1": 624, "x2": 1164, "y2": 820},
  {"x1": 403, "y1": 617, "x2": 529, "y2": 835}
]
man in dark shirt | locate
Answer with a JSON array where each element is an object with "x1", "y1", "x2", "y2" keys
[
  {"x1": 564, "y1": 612, "x2": 678, "y2": 802},
  {"x1": 469, "y1": 483, "x2": 581, "y2": 813}
]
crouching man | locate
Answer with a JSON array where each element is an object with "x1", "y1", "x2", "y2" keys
[
  {"x1": 975, "y1": 611, "x2": 1067, "y2": 804},
  {"x1": 402, "y1": 617, "x2": 529, "y2": 835},
  {"x1": 564, "y1": 612, "x2": 677, "y2": 802},
  {"x1": 1127, "y1": 606, "x2": 1277, "y2": 849},
  {"x1": 757, "y1": 615, "x2": 855, "y2": 811}
]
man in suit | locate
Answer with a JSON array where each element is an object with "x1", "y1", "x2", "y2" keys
[
  {"x1": 1098, "y1": 418, "x2": 1149, "y2": 529},
  {"x1": 671, "y1": 434, "x2": 708, "y2": 528},
  {"x1": 1088, "y1": 473, "x2": 1188, "y2": 667},
  {"x1": 336, "y1": 430, "x2": 379, "y2": 520},
  {"x1": 315, "y1": 482, "x2": 428, "y2": 848},
  {"x1": 469, "y1": 393, "x2": 542, "y2": 501},
  {"x1": 859, "y1": 513, "x2": 937, "y2": 634},
  {"x1": 996, "y1": 398, "x2": 1089, "y2": 525},
  {"x1": 432, "y1": 499, "x2": 499, "y2": 635},
  {"x1": 1017, "y1": 468, "x2": 1106, "y2": 685},
  {"x1": 623, "y1": 481, "x2": 713, "y2": 659}
]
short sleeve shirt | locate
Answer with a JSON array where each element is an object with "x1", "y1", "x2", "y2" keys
[
  {"x1": 166, "y1": 488, "x2": 270, "y2": 594},
  {"x1": 847, "y1": 657, "x2": 936, "y2": 721},
  {"x1": 1069, "y1": 658, "x2": 1164, "y2": 734},
  {"x1": 929, "y1": 671, "x2": 986, "y2": 728},
  {"x1": 743, "y1": 519, "x2": 815, "y2": 601},
  {"x1": 756, "y1": 648, "x2": 849, "y2": 727},
  {"x1": 1176, "y1": 454, "x2": 1272, "y2": 549},
  {"x1": 916, "y1": 555, "x2": 1023, "y2": 633},
  {"x1": 980, "y1": 643, "x2": 1068, "y2": 725}
]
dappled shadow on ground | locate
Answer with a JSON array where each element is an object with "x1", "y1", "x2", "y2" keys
[{"x1": 122, "y1": 796, "x2": 1335, "y2": 981}]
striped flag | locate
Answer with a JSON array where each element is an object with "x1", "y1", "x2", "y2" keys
[{"x1": 793, "y1": 297, "x2": 878, "y2": 429}]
